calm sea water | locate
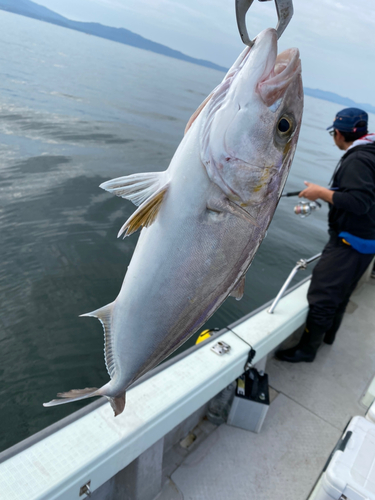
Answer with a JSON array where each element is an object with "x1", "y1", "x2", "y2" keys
[{"x1": 0, "y1": 11, "x2": 366, "y2": 452}]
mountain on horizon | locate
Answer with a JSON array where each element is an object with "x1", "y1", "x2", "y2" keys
[
  {"x1": 0, "y1": 0, "x2": 227, "y2": 72},
  {"x1": 1, "y1": 0, "x2": 375, "y2": 115},
  {"x1": 304, "y1": 88, "x2": 375, "y2": 116}
]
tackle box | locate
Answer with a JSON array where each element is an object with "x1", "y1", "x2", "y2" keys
[{"x1": 313, "y1": 416, "x2": 375, "y2": 500}]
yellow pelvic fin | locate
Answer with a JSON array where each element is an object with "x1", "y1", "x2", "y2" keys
[{"x1": 118, "y1": 184, "x2": 169, "y2": 238}]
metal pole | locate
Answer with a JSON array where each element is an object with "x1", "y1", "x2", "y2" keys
[
  {"x1": 304, "y1": 253, "x2": 322, "y2": 265},
  {"x1": 267, "y1": 265, "x2": 300, "y2": 314},
  {"x1": 267, "y1": 253, "x2": 322, "y2": 314}
]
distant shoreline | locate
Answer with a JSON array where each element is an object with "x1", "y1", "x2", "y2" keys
[
  {"x1": 303, "y1": 88, "x2": 375, "y2": 115},
  {"x1": 0, "y1": 0, "x2": 227, "y2": 72},
  {"x1": 0, "y1": 0, "x2": 374, "y2": 114}
]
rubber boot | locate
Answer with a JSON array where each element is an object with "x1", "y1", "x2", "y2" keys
[
  {"x1": 323, "y1": 312, "x2": 344, "y2": 345},
  {"x1": 275, "y1": 321, "x2": 326, "y2": 363}
]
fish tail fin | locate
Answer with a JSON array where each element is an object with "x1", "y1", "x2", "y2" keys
[
  {"x1": 43, "y1": 384, "x2": 127, "y2": 417},
  {"x1": 108, "y1": 392, "x2": 126, "y2": 416},
  {"x1": 43, "y1": 387, "x2": 101, "y2": 407}
]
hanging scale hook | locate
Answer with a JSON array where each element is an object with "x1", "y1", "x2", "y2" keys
[{"x1": 235, "y1": 0, "x2": 294, "y2": 47}]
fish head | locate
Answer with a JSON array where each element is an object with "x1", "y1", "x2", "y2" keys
[{"x1": 200, "y1": 28, "x2": 303, "y2": 206}]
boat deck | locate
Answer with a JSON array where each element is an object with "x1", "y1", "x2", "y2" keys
[{"x1": 158, "y1": 278, "x2": 375, "y2": 500}]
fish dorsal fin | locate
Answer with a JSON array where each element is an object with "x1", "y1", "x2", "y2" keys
[
  {"x1": 100, "y1": 172, "x2": 167, "y2": 207},
  {"x1": 230, "y1": 276, "x2": 246, "y2": 301},
  {"x1": 80, "y1": 302, "x2": 116, "y2": 379},
  {"x1": 118, "y1": 184, "x2": 169, "y2": 238}
]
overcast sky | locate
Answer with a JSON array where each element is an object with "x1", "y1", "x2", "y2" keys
[{"x1": 35, "y1": 0, "x2": 375, "y2": 105}]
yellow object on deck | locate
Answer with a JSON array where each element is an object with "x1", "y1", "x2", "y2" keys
[{"x1": 195, "y1": 329, "x2": 213, "y2": 345}]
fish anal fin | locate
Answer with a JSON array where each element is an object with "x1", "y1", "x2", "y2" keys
[
  {"x1": 80, "y1": 303, "x2": 116, "y2": 379},
  {"x1": 108, "y1": 392, "x2": 126, "y2": 417},
  {"x1": 230, "y1": 276, "x2": 246, "y2": 301},
  {"x1": 118, "y1": 184, "x2": 169, "y2": 238},
  {"x1": 207, "y1": 197, "x2": 259, "y2": 227},
  {"x1": 100, "y1": 171, "x2": 168, "y2": 207}
]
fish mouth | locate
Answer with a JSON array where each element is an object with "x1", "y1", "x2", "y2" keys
[
  {"x1": 258, "y1": 47, "x2": 301, "y2": 106},
  {"x1": 224, "y1": 28, "x2": 301, "y2": 107}
]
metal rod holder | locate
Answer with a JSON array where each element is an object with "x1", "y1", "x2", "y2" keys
[{"x1": 267, "y1": 253, "x2": 321, "y2": 314}]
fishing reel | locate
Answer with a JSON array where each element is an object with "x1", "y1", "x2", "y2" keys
[{"x1": 294, "y1": 200, "x2": 321, "y2": 218}]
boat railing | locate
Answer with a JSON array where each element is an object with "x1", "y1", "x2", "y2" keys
[
  {"x1": 267, "y1": 252, "x2": 322, "y2": 314},
  {"x1": 0, "y1": 269, "x2": 314, "y2": 500}
]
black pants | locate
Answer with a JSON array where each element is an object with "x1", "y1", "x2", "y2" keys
[{"x1": 307, "y1": 234, "x2": 374, "y2": 332}]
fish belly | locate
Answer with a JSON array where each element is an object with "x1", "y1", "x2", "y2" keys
[{"x1": 110, "y1": 153, "x2": 269, "y2": 390}]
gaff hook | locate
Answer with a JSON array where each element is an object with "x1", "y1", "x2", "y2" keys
[{"x1": 235, "y1": 0, "x2": 294, "y2": 47}]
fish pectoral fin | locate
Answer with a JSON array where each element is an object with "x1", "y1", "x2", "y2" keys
[
  {"x1": 230, "y1": 276, "x2": 246, "y2": 301},
  {"x1": 118, "y1": 184, "x2": 169, "y2": 238},
  {"x1": 80, "y1": 302, "x2": 117, "y2": 379},
  {"x1": 100, "y1": 171, "x2": 168, "y2": 207},
  {"x1": 207, "y1": 197, "x2": 259, "y2": 227}
]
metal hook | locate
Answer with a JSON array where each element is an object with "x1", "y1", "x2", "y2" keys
[{"x1": 235, "y1": 0, "x2": 294, "y2": 47}]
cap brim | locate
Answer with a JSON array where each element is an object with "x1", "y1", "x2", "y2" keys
[{"x1": 326, "y1": 125, "x2": 334, "y2": 130}]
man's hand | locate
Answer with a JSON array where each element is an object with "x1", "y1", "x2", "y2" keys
[{"x1": 299, "y1": 181, "x2": 334, "y2": 204}]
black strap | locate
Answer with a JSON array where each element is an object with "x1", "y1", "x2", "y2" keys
[{"x1": 244, "y1": 347, "x2": 256, "y2": 372}]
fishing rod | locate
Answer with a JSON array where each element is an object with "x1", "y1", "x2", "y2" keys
[{"x1": 280, "y1": 190, "x2": 301, "y2": 197}]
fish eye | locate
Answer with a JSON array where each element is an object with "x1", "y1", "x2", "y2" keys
[{"x1": 277, "y1": 116, "x2": 293, "y2": 135}]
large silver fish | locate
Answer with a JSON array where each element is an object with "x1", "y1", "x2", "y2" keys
[{"x1": 44, "y1": 28, "x2": 303, "y2": 415}]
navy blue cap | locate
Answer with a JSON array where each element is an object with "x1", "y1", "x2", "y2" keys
[{"x1": 327, "y1": 108, "x2": 368, "y2": 133}]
